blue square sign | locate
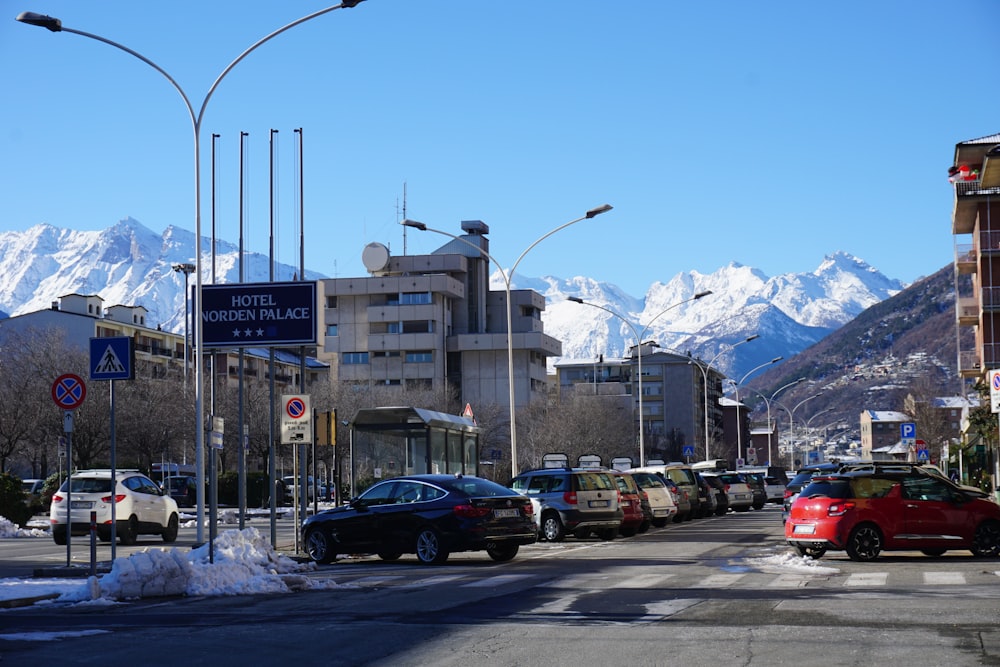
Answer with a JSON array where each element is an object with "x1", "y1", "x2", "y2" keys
[{"x1": 90, "y1": 337, "x2": 134, "y2": 380}]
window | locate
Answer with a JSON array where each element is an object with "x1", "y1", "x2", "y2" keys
[
  {"x1": 325, "y1": 296, "x2": 337, "y2": 309},
  {"x1": 343, "y1": 352, "x2": 369, "y2": 365},
  {"x1": 400, "y1": 292, "x2": 432, "y2": 305},
  {"x1": 325, "y1": 324, "x2": 338, "y2": 337},
  {"x1": 405, "y1": 351, "x2": 433, "y2": 363}
]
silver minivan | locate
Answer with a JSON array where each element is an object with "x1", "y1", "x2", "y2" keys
[{"x1": 510, "y1": 468, "x2": 624, "y2": 542}]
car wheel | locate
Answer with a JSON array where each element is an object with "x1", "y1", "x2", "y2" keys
[
  {"x1": 715, "y1": 507, "x2": 727, "y2": 517},
  {"x1": 415, "y1": 527, "x2": 448, "y2": 565},
  {"x1": 52, "y1": 527, "x2": 67, "y2": 546},
  {"x1": 305, "y1": 528, "x2": 337, "y2": 564},
  {"x1": 619, "y1": 525, "x2": 638, "y2": 537},
  {"x1": 486, "y1": 542, "x2": 519, "y2": 562},
  {"x1": 652, "y1": 518, "x2": 668, "y2": 528},
  {"x1": 541, "y1": 512, "x2": 566, "y2": 542},
  {"x1": 921, "y1": 549, "x2": 947, "y2": 557},
  {"x1": 637, "y1": 520, "x2": 651, "y2": 534},
  {"x1": 672, "y1": 514, "x2": 684, "y2": 523},
  {"x1": 597, "y1": 528, "x2": 617, "y2": 541},
  {"x1": 119, "y1": 516, "x2": 138, "y2": 546},
  {"x1": 377, "y1": 551, "x2": 402, "y2": 562},
  {"x1": 971, "y1": 520, "x2": 1000, "y2": 557},
  {"x1": 162, "y1": 514, "x2": 179, "y2": 543},
  {"x1": 846, "y1": 523, "x2": 882, "y2": 562},
  {"x1": 794, "y1": 544, "x2": 827, "y2": 559}
]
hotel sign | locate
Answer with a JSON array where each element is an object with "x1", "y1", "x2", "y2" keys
[{"x1": 200, "y1": 282, "x2": 317, "y2": 347}]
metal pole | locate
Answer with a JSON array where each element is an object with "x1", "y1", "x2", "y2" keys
[
  {"x1": 401, "y1": 204, "x2": 612, "y2": 476},
  {"x1": 16, "y1": 0, "x2": 369, "y2": 548}
]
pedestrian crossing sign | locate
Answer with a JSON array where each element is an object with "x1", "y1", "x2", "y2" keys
[{"x1": 89, "y1": 336, "x2": 134, "y2": 381}]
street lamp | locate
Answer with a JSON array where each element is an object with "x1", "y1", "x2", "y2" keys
[
  {"x1": 727, "y1": 356, "x2": 783, "y2": 462},
  {"x1": 18, "y1": 1, "x2": 368, "y2": 543},
  {"x1": 802, "y1": 406, "x2": 835, "y2": 461},
  {"x1": 402, "y1": 204, "x2": 613, "y2": 475},
  {"x1": 774, "y1": 392, "x2": 823, "y2": 468},
  {"x1": 569, "y1": 290, "x2": 712, "y2": 467},
  {"x1": 689, "y1": 335, "x2": 759, "y2": 461},
  {"x1": 739, "y1": 378, "x2": 804, "y2": 466},
  {"x1": 171, "y1": 262, "x2": 196, "y2": 389}
]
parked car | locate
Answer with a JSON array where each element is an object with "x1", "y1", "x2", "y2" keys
[
  {"x1": 510, "y1": 467, "x2": 623, "y2": 542},
  {"x1": 50, "y1": 469, "x2": 179, "y2": 545},
  {"x1": 282, "y1": 475, "x2": 317, "y2": 502},
  {"x1": 694, "y1": 472, "x2": 719, "y2": 517},
  {"x1": 700, "y1": 473, "x2": 730, "y2": 516},
  {"x1": 21, "y1": 479, "x2": 44, "y2": 507},
  {"x1": 785, "y1": 463, "x2": 1000, "y2": 561},
  {"x1": 162, "y1": 475, "x2": 198, "y2": 508},
  {"x1": 660, "y1": 477, "x2": 691, "y2": 522},
  {"x1": 607, "y1": 471, "x2": 648, "y2": 537},
  {"x1": 742, "y1": 472, "x2": 768, "y2": 510},
  {"x1": 628, "y1": 471, "x2": 677, "y2": 527},
  {"x1": 631, "y1": 464, "x2": 701, "y2": 520},
  {"x1": 738, "y1": 465, "x2": 789, "y2": 503},
  {"x1": 782, "y1": 462, "x2": 842, "y2": 523},
  {"x1": 302, "y1": 474, "x2": 536, "y2": 565},
  {"x1": 699, "y1": 472, "x2": 753, "y2": 511}
]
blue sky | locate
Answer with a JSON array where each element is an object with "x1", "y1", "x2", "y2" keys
[{"x1": 2, "y1": 1, "x2": 997, "y2": 297}]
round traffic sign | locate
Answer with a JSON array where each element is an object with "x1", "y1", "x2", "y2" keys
[
  {"x1": 52, "y1": 373, "x2": 87, "y2": 409},
  {"x1": 285, "y1": 396, "x2": 307, "y2": 419}
]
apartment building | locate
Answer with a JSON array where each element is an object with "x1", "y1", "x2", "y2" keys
[
  {"x1": 555, "y1": 346, "x2": 725, "y2": 463},
  {"x1": 317, "y1": 220, "x2": 560, "y2": 412}
]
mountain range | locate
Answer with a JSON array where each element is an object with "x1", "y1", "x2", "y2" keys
[{"x1": 0, "y1": 217, "x2": 911, "y2": 381}]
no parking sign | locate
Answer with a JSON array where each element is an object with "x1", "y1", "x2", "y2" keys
[{"x1": 281, "y1": 394, "x2": 312, "y2": 444}]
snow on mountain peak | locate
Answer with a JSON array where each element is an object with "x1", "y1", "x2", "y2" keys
[{"x1": 0, "y1": 220, "x2": 904, "y2": 379}]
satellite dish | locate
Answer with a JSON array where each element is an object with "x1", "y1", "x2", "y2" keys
[{"x1": 362, "y1": 242, "x2": 390, "y2": 273}]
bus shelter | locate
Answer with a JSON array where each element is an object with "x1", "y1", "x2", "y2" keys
[{"x1": 347, "y1": 407, "x2": 481, "y2": 497}]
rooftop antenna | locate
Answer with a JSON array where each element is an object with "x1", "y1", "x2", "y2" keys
[{"x1": 400, "y1": 181, "x2": 408, "y2": 255}]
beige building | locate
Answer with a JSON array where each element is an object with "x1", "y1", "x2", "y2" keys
[{"x1": 317, "y1": 221, "x2": 560, "y2": 411}]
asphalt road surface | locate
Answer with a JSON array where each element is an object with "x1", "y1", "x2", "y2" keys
[{"x1": 4, "y1": 506, "x2": 1000, "y2": 666}]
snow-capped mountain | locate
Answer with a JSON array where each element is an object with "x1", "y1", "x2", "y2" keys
[
  {"x1": 0, "y1": 218, "x2": 904, "y2": 379},
  {"x1": 0, "y1": 218, "x2": 323, "y2": 332},
  {"x1": 510, "y1": 253, "x2": 903, "y2": 378}
]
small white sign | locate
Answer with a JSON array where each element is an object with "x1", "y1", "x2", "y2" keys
[{"x1": 991, "y1": 370, "x2": 1000, "y2": 413}]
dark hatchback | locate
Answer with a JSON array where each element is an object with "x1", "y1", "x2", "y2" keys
[{"x1": 302, "y1": 474, "x2": 537, "y2": 565}]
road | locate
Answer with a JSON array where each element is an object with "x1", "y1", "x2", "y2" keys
[{"x1": 4, "y1": 506, "x2": 1000, "y2": 665}]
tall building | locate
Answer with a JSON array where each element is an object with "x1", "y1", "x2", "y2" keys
[{"x1": 317, "y1": 221, "x2": 560, "y2": 412}]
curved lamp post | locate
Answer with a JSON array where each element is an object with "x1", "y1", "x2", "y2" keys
[
  {"x1": 689, "y1": 335, "x2": 758, "y2": 461},
  {"x1": 568, "y1": 290, "x2": 712, "y2": 467},
  {"x1": 774, "y1": 392, "x2": 823, "y2": 468},
  {"x1": 17, "y1": 1, "x2": 368, "y2": 542},
  {"x1": 726, "y1": 356, "x2": 782, "y2": 462},
  {"x1": 402, "y1": 204, "x2": 613, "y2": 476},
  {"x1": 739, "y1": 377, "x2": 805, "y2": 466},
  {"x1": 801, "y1": 406, "x2": 834, "y2": 462}
]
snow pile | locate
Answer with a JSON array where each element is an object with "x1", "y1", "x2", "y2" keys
[
  {"x1": 747, "y1": 551, "x2": 840, "y2": 575},
  {"x1": 52, "y1": 527, "x2": 326, "y2": 603},
  {"x1": 0, "y1": 516, "x2": 48, "y2": 538}
]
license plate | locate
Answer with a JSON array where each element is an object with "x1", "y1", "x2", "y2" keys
[
  {"x1": 71, "y1": 501, "x2": 93, "y2": 509},
  {"x1": 792, "y1": 524, "x2": 816, "y2": 535},
  {"x1": 652, "y1": 509, "x2": 669, "y2": 516},
  {"x1": 492, "y1": 508, "x2": 520, "y2": 519},
  {"x1": 589, "y1": 500, "x2": 609, "y2": 508}
]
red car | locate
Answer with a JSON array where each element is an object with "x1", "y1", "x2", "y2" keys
[
  {"x1": 608, "y1": 471, "x2": 648, "y2": 537},
  {"x1": 785, "y1": 465, "x2": 1000, "y2": 562}
]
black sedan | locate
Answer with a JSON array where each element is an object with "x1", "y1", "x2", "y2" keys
[{"x1": 302, "y1": 474, "x2": 537, "y2": 565}]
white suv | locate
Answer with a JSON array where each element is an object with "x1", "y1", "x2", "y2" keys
[{"x1": 50, "y1": 470, "x2": 180, "y2": 545}]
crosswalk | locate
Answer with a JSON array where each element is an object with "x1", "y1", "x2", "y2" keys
[{"x1": 317, "y1": 567, "x2": 1000, "y2": 593}]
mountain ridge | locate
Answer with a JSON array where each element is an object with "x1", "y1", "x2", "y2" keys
[{"x1": 0, "y1": 218, "x2": 907, "y2": 380}]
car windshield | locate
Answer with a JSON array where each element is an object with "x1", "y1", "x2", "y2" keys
[
  {"x1": 632, "y1": 473, "x2": 665, "y2": 489},
  {"x1": 799, "y1": 478, "x2": 852, "y2": 499},
  {"x1": 442, "y1": 477, "x2": 519, "y2": 497},
  {"x1": 62, "y1": 478, "x2": 113, "y2": 493},
  {"x1": 716, "y1": 473, "x2": 744, "y2": 485}
]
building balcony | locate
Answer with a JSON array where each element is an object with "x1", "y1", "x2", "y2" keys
[
  {"x1": 958, "y1": 350, "x2": 981, "y2": 378},
  {"x1": 952, "y1": 180, "x2": 1000, "y2": 234},
  {"x1": 957, "y1": 296, "x2": 979, "y2": 325},
  {"x1": 956, "y1": 242, "x2": 976, "y2": 274}
]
